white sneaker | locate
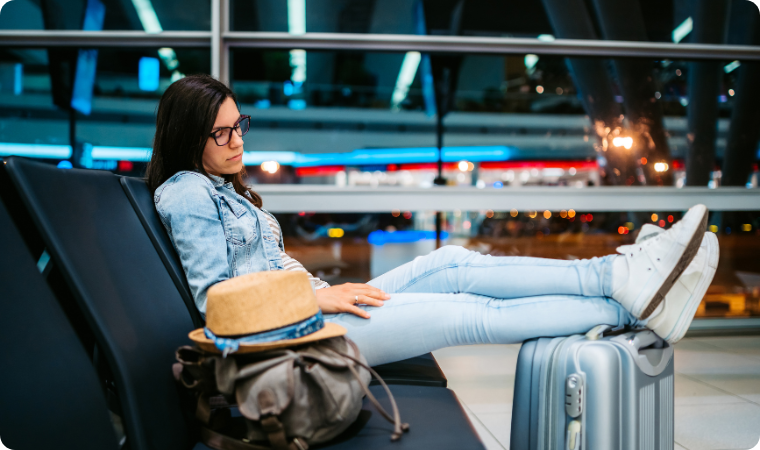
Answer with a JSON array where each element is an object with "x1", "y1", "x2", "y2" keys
[
  {"x1": 611, "y1": 204, "x2": 708, "y2": 319},
  {"x1": 636, "y1": 226, "x2": 719, "y2": 344}
]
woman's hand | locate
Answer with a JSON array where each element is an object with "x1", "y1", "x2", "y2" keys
[{"x1": 315, "y1": 283, "x2": 391, "y2": 319}]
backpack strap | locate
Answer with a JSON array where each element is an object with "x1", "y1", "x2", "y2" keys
[{"x1": 330, "y1": 341, "x2": 410, "y2": 441}]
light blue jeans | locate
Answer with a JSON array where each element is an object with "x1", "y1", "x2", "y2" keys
[{"x1": 324, "y1": 245, "x2": 640, "y2": 366}]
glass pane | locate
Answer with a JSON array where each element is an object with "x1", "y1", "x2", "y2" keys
[
  {"x1": 228, "y1": 0, "x2": 759, "y2": 50},
  {"x1": 0, "y1": 46, "x2": 209, "y2": 172},
  {"x1": 230, "y1": 50, "x2": 758, "y2": 188},
  {"x1": 0, "y1": 0, "x2": 210, "y2": 31}
]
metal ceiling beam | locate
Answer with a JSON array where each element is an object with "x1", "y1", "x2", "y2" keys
[
  {"x1": 2, "y1": 30, "x2": 760, "y2": 61},
  {"x1": 0, "y1": 30, "x2": 211, "y2": 47},
  {"x1": 253, "y1": 185, "x2": 760, "y2": 212},
  {"x1": 223, "y1": 32, "x2": 760, "y2": 60}
]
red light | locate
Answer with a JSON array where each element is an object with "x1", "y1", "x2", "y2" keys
[
  {"x1": 659, "y1": 220, "x2": 666, "y2": 227},
  {"x1": 580, "y1": 215, "x2": 587, "y2": 223},
  {"x1": 403, "y1": 211, "x2": 412, "y2": 219},
  {"x1": 298, "y1": 212, "x2": 305, "y2": 216},
  {"x1": 586, "y1": 214, "x2": 593, "y2": 222},
  {"x1": 480, "y1": 160, "x2": 598, "y2": 171},
  {"x1": 295, "y1": 166, "x2": 345, "y2": 177},
  {"x1": 387, "y1": 164, "x2": 399, "y2": 172},
  {"x1": 399, "y1": 163, "x2": 459, "y2": 171},
  {"x1": 118, "y1": 160, "x2": 134, "y2": 172},
  {"x1": 667, "y1": 215, "x2": 674, "y2": 223}
]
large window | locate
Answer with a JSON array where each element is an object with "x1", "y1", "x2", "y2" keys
[{"x1": 1, "y1": 0, "x2": 759, "y2": 329}]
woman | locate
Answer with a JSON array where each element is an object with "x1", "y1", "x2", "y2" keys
[{"x1": 148, "y1": 75, "x2": 718, "y2": 366}]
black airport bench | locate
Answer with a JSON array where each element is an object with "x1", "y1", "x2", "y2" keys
[
  {"x1": 1, "y1": 156, "x2": 483, "y2": 450},
  {"x1": 0, "y1": 198, "x2": 120, "y2": 450}
]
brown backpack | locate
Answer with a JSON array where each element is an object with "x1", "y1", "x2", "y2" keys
[{"x1": 173, "y1": 336, "x2": 409, "y2": 450}]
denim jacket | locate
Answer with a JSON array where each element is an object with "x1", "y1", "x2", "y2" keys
[{"x1": 154, "y1": 171, "x2": 284, "y2": 317}]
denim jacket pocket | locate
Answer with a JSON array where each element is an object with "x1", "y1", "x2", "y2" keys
[{"x1": 219, "y1": 196, "x2": 256, "y2": 246}]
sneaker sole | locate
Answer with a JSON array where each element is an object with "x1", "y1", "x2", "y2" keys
[
  {"x1": 640, "y1": 207, "x2": 709, "y2": 319},
  {"x1": 666, "y1": 233, "x2": 719, "y2": 343}
]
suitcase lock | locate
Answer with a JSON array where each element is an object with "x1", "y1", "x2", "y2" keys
[{"x1": 565, "y1": 373, "x2": 583, "y2": 418}]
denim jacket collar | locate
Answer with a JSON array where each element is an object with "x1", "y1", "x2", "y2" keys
[{"x1": 206, "y1": 173, "x2": 233, "y2": 189}]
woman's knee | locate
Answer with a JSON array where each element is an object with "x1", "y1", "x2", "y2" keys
[{"x1": 431, "y1": 245, "x2": 472, "y2": 262}]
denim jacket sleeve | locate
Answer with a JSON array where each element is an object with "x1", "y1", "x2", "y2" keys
[{"x1": 155, "y1": 173, "x2": 229, "y2": 316}]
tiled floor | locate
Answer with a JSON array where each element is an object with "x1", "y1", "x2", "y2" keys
[{"x1": 432, "y1": 336, "x2": 760, "y2": 450}]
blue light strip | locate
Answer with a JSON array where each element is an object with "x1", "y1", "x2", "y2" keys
[
  {"x1": 91, "y1": 146, "x2": 152, "y2": 161},
  {"x1": 368, "y1": 230, "x2": 449, "y2": 245},
  {"x1": 243, "y1": 151, "x2": 297, "y2": 165},
  {"x1": 0, "y1": 143, "x2": 72, "y2": 159},
  {"x1": 244, "y1": 146, "x2": 512, "y2": 167},
  {"x1": 0, "y1": 143, "x2": 514, "y2": 166}
]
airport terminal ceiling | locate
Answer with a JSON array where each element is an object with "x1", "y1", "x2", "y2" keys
[{"x1": 1, "y1": 0, "x2": 679, "y2": 36}]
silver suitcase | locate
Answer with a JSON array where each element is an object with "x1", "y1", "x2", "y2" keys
[{"x1": 510, "y1": 326, "x2": 674, "y2": 450}]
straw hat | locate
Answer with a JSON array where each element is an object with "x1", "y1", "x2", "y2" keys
[{"x1": 189, "y1": 271, "x2": 346, "y2": 354}]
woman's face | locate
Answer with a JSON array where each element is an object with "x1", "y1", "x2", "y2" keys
[{"x1": 202, "y1": 97, "x2": 245, "y2": 176}]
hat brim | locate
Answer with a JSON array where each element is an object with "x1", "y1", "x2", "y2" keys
[{"x1": 188, "y1": 322, "x2": 347, "y2": 354}]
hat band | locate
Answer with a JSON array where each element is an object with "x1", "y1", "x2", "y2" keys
[{"x1": 204, "y1": 311, "x2": 325, "y2": 356}]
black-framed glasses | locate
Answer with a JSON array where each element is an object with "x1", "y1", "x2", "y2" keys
[{"x1": 209, "y1": 115, "x2": 250, "y2": 146}]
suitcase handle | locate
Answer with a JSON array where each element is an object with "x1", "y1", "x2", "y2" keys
[
  {"x1": 611, "y1": 331, "x2": 674, "y2": 376},
  {"x1": 588, "y1": 327, "x2": 674, "y2": 376},
  {"x1": 584, "y1": 325, "x2": 611, "y2": 341},
  {"x1": 627, "y1": 330, "x2": 661, "y2": 351}
]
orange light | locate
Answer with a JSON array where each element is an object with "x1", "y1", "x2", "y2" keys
[
  {"x1": 612, "y1": 136, "x2": 633, "y2": 149},
  {"x1": 568, "y1": 209, "x2": 576, "y2": 218},
  {"x1": 486, "y1": 210, "x2": 494, "y2": 218},
  {"x1": 543, "y1": 210, "x2": 552, "y2": 219},
  {"x1": 618, "y1": 226, "x2": 626, "y2": 235},
  {"x1": 651, "y1": 214, "x2": 658, "y2": 222},
  {"x1": 640, "y1": 157, "x2": 647, "y2": 165},
  {"x1": 392, "y1": 210, "x2": 400, "y2": 217},
  {"x1": 261, "y1": 161, "x2": 280, "y2": 174}
]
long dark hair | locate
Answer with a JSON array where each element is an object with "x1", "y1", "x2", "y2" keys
[{"x1": 146, "y1": 74, "x2": 262, "y2": 207}]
